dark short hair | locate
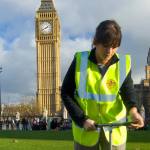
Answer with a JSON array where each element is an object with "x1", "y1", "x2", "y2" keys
[{"x1": 93, "y1": 20, "x2": 122, "y2": 48}]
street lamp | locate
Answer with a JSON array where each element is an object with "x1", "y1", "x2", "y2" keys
[{"x1": 0, "y1": 67, "x2": 2, "y2": 118}]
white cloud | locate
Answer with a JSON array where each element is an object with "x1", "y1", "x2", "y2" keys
[
  {"x1": 0, "y1": 38, "x2": 7, "y2": 63},
  {"x1": 0, "y1": 32, "x2": 36, "y2": 103},
  {"x1": 2, "y1": 92, "x2": 34, "y2": 105},
  {"x1": 55, "y1": 0, "x2": 150, "y2": 38},
  {"x1": 61, "y1": 38, "x2": 91, "y2": 80},
  {"x1": 0, "y1": 0, "x2": 39, "y2": 22}
]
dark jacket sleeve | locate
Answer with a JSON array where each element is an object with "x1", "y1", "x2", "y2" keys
[
  {"x1": 120, "y1": 70, "x2": 139, "y2": 112},
  {"x1": 61, "y1": 56, "x2": 87, "y2": 127}
]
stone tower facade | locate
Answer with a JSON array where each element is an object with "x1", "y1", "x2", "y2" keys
[
  {"x1": 35, "y1": 0, "x2": 61, "y2": 116},
  {"x1": 143, "y1": 48, "x2": 150, "y2": 122},
  {"x1": 135, "y1": 48, "x2": 150, "y2": 123}
]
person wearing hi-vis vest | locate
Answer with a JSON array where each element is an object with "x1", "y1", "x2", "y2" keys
[{"x1": 61, "y1": 20, "x2": 144, "y2": 150}]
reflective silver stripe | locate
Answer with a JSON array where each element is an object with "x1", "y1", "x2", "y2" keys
[
  {"x1": 78, "y1": 51, "x2": 116, "y2": 102},
  {"x1": 100, "y1": 94, "x2": 116, "y2": 101},
  {"x1": 86, "y1": 93, "x2": 116, "y2": 102},
  {"x1": 86, "y1": 92, "x2": 99, "y2": 101},
  {"x1": 78, "y1": 52, "x2": 89, "y2": 98},
  {"x1": 119, "y1": 55, "x2": 126, "y2": 88}
]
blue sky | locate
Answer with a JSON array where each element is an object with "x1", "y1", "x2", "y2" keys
[{"x1": 0, "y1": 0, "x2": 150, "y2": 104}]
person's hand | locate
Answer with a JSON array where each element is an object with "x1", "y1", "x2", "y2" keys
[
  {"x1": 83, "y1": 119, "x2": 96, "y2": 131},
  {"x1": 129, "y1": 107, "x2": 144, "y2": 129}
]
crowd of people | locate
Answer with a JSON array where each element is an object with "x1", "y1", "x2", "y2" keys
[{"x1": 0, "y1": 116, "x2": 72, "y2": 131}]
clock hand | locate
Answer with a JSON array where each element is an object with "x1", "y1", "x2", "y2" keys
[{"x1": 42, "y1": 26, "x2": 49, "y2": 31}]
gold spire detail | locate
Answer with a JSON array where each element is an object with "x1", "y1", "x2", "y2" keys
[{"x1": 39, "y1": 0, "x2": 55, "y2": 11}]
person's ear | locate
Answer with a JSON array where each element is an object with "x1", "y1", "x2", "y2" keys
[{"x1": 92, "y1": 37, "x2": 97, "y2": 46}]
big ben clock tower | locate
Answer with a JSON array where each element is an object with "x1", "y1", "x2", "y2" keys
[{"x1": 35, "y1": 0, "x2": 61, "y2": 116}]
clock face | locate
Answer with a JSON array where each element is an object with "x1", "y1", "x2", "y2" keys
[{"x1": 40, "y1": 22, "x2": 52, "y2": 34}]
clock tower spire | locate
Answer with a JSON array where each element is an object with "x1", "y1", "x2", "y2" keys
[
  {"x1": 35, "y1": 0, "x2": 61, "y2": 116},
  {"x1": 39, "y1": 0, "x2": 55, "y2": 11}
]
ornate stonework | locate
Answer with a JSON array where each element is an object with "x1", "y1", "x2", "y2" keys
[
  {"x1": 39, "y1": 0, "x2": 55, "y2": 11},
  {"x1": 35, "y1": 0, "x2": 61, "y2": 116},
  {"x1": 135, "y1": 48, "x2": 150, "y2": 123}
]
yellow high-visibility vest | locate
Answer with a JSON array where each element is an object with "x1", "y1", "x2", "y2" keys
[{"x1": 72, "y1": 51, "x2": 131, "y2": 146}]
